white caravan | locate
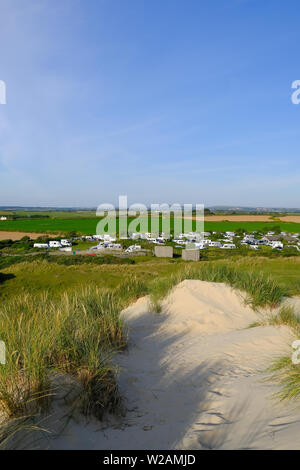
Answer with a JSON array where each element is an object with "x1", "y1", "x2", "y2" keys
[
  {"x1": 49, "y1": 241, "x2": 62, "y2": 248},
  {"x1": 125, "y1": 245, "x2": 142, "y2": 253},
  {"x1": 61, "y1": 239, "x2": 72, "y2": 247}
]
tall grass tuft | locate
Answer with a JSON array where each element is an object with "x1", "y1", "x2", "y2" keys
[
  {"x1": 270, "y1": 305, "x2": 300, "y2": 332},
  {"x1": 266, "y1": 305, "x2": 300, "y2": 401},
  {"x1": 0, "y1": 279, "x2": 144, "y2": 420},
  {"x1": 0, "y1": 415, "x2": 49, "y2": 449},
  {"x1": 267, "y1": 355, "x2": 300, "y2": 401},
  {"x1": 148, "y1": 262, "x2": 288, "y2": 310}
]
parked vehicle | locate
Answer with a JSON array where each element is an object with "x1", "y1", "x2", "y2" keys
[
  {"x1": 61, "y1": 239, "x2": 72, "y2": 247},
  {"x1": 125, "y1": 244, "x2": 142, "y2": 253},
  {"x1": 49, "y1": 241, "x2": 62, "y2": 248},
  {"x1": 33, "y1": 243, "x2": 49, "y2": 249},
  {"x1": 173, "y1": 239, "x2": 186, "y2": 245},
  {"x1": 209, "y1": 241, "x2": 222, "y2": 248}
]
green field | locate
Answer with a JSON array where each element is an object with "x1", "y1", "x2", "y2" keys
[
  {"x1": 1, "y1": 217, "x2": 300, "y2": 235},
  {"x1": 1, "y1": 255, "x2": 300, "y2": 301}
]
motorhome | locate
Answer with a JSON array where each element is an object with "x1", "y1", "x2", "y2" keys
[
  {"x1": 33, "y1": 243, "x2": 49, "y2": 249},
  {"x1": 107, "y1": 243, "x2": 122, "y2": 250},
  {"x1": 225, "y1": 231, "x2": 235, "y2": 238},
  {"x1": 49, "y1": 241, "x2": 62, "y2": 248},
  {"x1": 61, "y1": 239, "x2": 72, "y2": 247},
  {"x1": 173, "y1": 239, "x2": 186, "y2": 245},
  {"x1": 125, "y1": 244, "x2": 142, "y2": 253},
  {"x1": 104, "y1": 235, "x2": 117, "y2": 242},
  {"x1": 209, "y1": 241, "x2": 222, "y2": 248},
  {"x1": 194, "y1": 242, "x2": 207, "y2": 250},
  {"x1": 271, "y1": 241, "x2": 283, "y2": 249}
]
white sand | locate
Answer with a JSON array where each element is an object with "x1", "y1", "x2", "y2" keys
[{"x1": 38, "y1": 281, "x2": 300, "y2": 449}]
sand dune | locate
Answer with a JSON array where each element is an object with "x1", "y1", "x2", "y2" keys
[{"x1": 37, "y1": 281, "x2": 300, "y2": 450}]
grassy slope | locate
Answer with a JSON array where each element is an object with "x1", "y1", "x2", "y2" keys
[
  {"x1": 0, "y1": 258, "x2": 182, "y2": 300},
  {"x1": 1, "y1": 256, "x2": 300, "y2": 301}
]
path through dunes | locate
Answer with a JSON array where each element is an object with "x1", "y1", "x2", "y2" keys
[{"x1": 41, "y1": 281, "x2": 300, "y2": 449}]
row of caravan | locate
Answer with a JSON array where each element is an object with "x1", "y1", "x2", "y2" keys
[{"x1": 33, "y1": 239, "x2": 72, "y2": 249}]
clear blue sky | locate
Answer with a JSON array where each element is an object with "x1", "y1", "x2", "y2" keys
[{"x1": 0, "y1": 0, "x2": 299, "y2": 208}]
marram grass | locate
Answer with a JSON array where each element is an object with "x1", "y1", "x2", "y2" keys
[
  {"x1": 148, "y1": 262, "x2": 288, "y2": 312},
  {"x1": 265, "y1": 305, "x2": 300, "y2": 402},
  {"x1": 0, "y1": 278, "x2": 146, "y2": 420},
  {"x1": 0, "y1": 260, "x2": 291, "y2": 423}
]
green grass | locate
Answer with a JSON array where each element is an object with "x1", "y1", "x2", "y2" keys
[
  {"x1": 247, "y1": 304, "x2": 300, "y2": 403},
  {"x1": 267, "y1": 354, "x2": 300, "y2": 401},
  {"x1": 1, "y1": 216, "x2": 300, "y2": 235},
  {"x1": 225, "y1": 257, "x2": 300, "y2": 296},
  {"x1": 0, "y1": 278, "x2": 147, "y2": 420},
  {"x1": 0, "y1": 254, "x2": 299, "y2": 423},
  {"x1": 261, "y1": 305, "x2": 300, "y2": 402},
  {"x1": 0, "y1": 217, "x2": 101, "y2": 234},
  {"x1": 269, "y1": 305, "x2": 300, "y2": 331},
  {"x1": 1, "y1": 256, "x2": 299, "y2": 301},
  {"x1": 0, "y1": 415, "x2": 49, "y2": 449}
]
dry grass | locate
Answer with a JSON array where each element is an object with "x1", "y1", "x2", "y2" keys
[
  {"x1": 0, "y1": 277, "x2": 146, "y2": 420},
  {"x1": 264, "y1": 305, "x2": 300, "y2": 401}
]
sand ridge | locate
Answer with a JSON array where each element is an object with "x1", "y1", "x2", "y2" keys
[{"x1": 37, "y1": 281, "x2": 300, "y2": 450}]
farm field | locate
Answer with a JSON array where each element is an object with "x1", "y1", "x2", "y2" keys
[
  {"x1": 0, "y1": 210, "x2": 97, "y2": 218},
  {"x1": 0, "y1": 231, "x2": 47, "y2": 241},
  {"x1": 203, "y1": 215, "x2": 300, "y2": 222},
  {"x1": 1, "y1": 216, "x2": 300, "y2": 235}
]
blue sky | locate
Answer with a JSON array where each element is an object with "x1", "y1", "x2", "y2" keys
[{"x1": 0, "y1": 0, "x2": 299, "y2": 208}]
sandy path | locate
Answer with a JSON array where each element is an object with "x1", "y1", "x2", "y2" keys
[
  {"x1": 37, "y1": 281, "x2": 300, "y2": 450},
  {"x1": 0, "y1": 231, "x2": 47, "y2": 241}
]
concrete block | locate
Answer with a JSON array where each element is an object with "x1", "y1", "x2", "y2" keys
[
  {"x1": 154, "y1": 245, "x2": 173, "y2": 258},
  {"x1": 182, "y1": 249, "x2": 200, "y2": 261}
]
